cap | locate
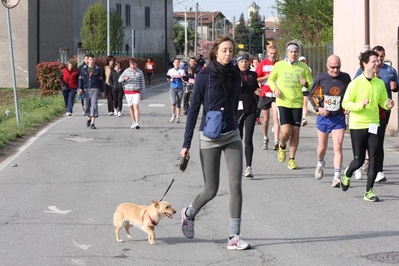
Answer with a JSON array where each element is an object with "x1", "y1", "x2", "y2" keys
[{"x1": 299, "y1": 56, "x2": 306, "y2": 62}]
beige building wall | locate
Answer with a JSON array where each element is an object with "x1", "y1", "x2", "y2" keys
[
  {"x1": 334, "y1": 0, "x2": 399, "y2": 135},
  {"x1": 0, "y1": 1, "x2": 29, "y2": 88}
]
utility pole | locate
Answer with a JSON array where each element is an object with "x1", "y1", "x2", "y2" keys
[
  {"x1": 232, "y1": 16, "x2": 235, "y2": 39},
  {"x1": 194, "y1": 2, "x2": 198, "y2": 57},
  {"x1": 184, "y1": 7, "x2": 188, "y2": 58}
]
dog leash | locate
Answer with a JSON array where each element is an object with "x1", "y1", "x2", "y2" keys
[{"x1": 159, "y1": 179, "x2": 175, "y2": 202}]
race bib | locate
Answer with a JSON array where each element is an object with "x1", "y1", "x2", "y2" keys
[
  {"x1": 147, "y1": 65, "x2": 152, "y2": 70},
  {"x1": 324, "y1": 95, "x2": 341, "y2": 111},
  {"x1": 188, "y1": 78, "x2": 195, "y2": 84}
]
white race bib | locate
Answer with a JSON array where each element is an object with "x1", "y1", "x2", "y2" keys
[{"x1": 324, "y1": 95, "x2": 341, "y2": 111}]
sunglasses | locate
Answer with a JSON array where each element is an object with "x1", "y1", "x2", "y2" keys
[{"x1": 328, "y1": 65, "x2": 341, "y2": 69}]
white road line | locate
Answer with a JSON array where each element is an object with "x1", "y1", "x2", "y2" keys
[{"x1": 0, "y1": 118, "x2": 63, "y2": 172}]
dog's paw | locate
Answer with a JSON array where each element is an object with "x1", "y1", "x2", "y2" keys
[
  {"x1": 126, "y1": 234, "x2": 132, "y2": 239},
  {"x1": 149, "y1": 241, "x2": 156, "y2": 245},
  {"x1": 117, "y1": 239, "x2": 124, "y2": 243}
]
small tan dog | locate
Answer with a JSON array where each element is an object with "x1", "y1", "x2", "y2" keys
[{"x1": 113, "y1": 200, "x2": 176, "y2": 245}]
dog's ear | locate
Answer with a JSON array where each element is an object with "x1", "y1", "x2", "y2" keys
[{"x1": 151, "y1": 200, "x2": 159, "y2": 208}]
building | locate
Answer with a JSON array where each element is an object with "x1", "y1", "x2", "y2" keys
[
  {"x1": 173, "y1": 11, "x2": 230, "y2": 42},
  {"x1": 334, "y1": 0, "x2": 399, "y2": 135},
  {"x1": 0, "y1": 0, "x2": 174, "y2": 88}
]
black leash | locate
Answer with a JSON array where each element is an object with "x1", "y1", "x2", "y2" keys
[{"x1": 159, "y1": 179, "x2": 175, "y2": 202}]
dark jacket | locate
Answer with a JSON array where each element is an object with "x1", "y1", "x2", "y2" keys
[
  {"x1": 182, "y1": 60, "x2": 241, "y2": 149},
  {"x1": 78, "y1": 65, "x2": 105, "y2": 92},
  {"x1": 109, "y1": 68, "x2": 124, "y2": 91},
  {"x1": 238, "y1": 69, "x2": 259, "y2": 114}
]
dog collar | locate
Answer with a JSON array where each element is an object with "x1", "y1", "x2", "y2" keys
[{"x1": 142, "y1": 210, "x2": 158, "y2": 226}]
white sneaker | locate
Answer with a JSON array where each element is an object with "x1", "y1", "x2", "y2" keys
[
  {"x1": 170, "y1": 115, "x2": 176, "y2": 123},
  {"x1": 315, "y1": 163, "x2": 324, "y2": 180},
  {"x1": 131, "y1": 123, "x2": 137, "y2": 129},
  {"x1": 301, "y1": 118, "x2": 308, "y2": 126},
  {"x1": 331, "y1": 177, "x2": 341, "y2": 188},
  {"x1": 354, "y1": 168, "x2": 363, "y2": 180},
  {"x1": 108, "y1": 112, "x2": 114, "y2": 116},
  {"x1": 375, "y1": 171, "x2": 387, "y2": 182},
  {"x1": 117, "y1": 111, "x2": 121, "y2": 117},
  {"x1": 114, "y1": 109, "x2": 118, "y2": 116},
  {"x1": 176, "y1": 117, "x2": 180, "y2": 123},
  {"x1": 244, "y1": 166, "x2": 253, "y2": 178},
  {"x1": 227, "y1": 235, "x2": 251, "y2": 250},
  {"x1": 66, "y1": 112, "x2": 72, "y2": 116}
]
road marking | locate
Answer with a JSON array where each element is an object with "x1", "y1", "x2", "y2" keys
[
  {"x1": 148, "y1": 104, "x2": 165, "y2": 107},
  {"x1": 65, "y1": 138, "x2": 94, "y2": 143},
  {"x1": 44, "y1": 206, "x2": 72, "y2": 214},
  {"x1": 0, "y1": 118, "x2": 63, "y2": 172},
  {"x1": 73, "y1": 241, "x2": 92, "y2": 250}
]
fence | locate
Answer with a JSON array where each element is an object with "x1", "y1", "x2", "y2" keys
[{"x1": 301, "y1": 42, "x2": 333, "y2": 78}]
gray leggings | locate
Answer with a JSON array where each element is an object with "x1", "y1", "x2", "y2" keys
[
  {"x1": 191, "y1": 135, "x2": 243, "y2": 218},
  {"x1": 169, "y1": 88, "x2": 183, "y2": 108}
]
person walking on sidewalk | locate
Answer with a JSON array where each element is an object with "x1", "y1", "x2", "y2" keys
[
  {"x1": 256, "y1": 46, "x2": 280, "y2": 150},
  {"x1": 236, "y1": 52, "x2": 259, "y2": 178},
  {"x1": 119, "y1": 58, "x2": 145, "y2": 129},
  {"x1": 104, "y1": 55, "x2": 116, "y2": 116},
  {"x1": 341, "y1": 50, "x2": 394, "y2": 202},
  {"x1": 109, "y1": 60, "x2": 124, "y2": 117},
  {"x1": 180, "y1": 36, "x2": 251, "y2": 250},
  {"x1": 166, "y1": 59, "x2": 185, "y2": 123},
  {"x1": 308, "y1": 55, "x2": 351, "y2": 187},
  {"x1": 78, "y1": 54, "x2": 105, "y2": 129},
  {"x1": 268, "y1": 43, "x2": 313, "y2": 169},
  {"x1": 59, "y1": 60, "x2": 79, "y2": 116}
]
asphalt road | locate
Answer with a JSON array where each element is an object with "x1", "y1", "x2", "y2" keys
[{"x1": 1, "y1": 80, "x2": 399, "y2": 266}]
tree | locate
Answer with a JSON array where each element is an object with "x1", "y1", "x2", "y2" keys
[
  {"x1": 80, "y1": 2, "x2": 124, "y2": 52},
  {"x1": 172, "y1": 24, "x2": 195, "y2": 56},
  {"x1": 234, "y1": 13, "x2": 249, "y2": 52},
  {"x1": 248, "y1": 11, "x2": 264, "y2": 55},
  {"x1": 274, "y1": 0, "x2": 333, "y2": 47}
]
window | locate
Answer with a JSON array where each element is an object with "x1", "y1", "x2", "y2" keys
[
  {"x1": 125, "y1": 4, "x2": 131, "y2": 26},
  {"x1": 145, "y1": 6, "x2": 150, "y2": 28},
  {"x1": 116, "y1": 3, "x2": 121, "y2": 17}
]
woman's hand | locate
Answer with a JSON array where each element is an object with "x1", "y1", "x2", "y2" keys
[{"x1": 181, "y1": 148, "x2": 190, "y2": 159}]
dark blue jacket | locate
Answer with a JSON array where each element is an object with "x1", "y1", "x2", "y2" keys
[
  {"x1": 182, "y1": 60, "x2": 241, "y2": 149},
  {"x1": 78, "y1": 65, "x2": 105, "y2": 92}
]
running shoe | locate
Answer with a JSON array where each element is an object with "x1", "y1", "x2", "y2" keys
[
  {"x1": 170, "y1": 115, "x2": 176, "y2": 123},
  {"x1": 181, "y1": 207, "x2": 194, "y2": 239},
  {"x1": 364, "y1": 188, "x2": 379, "y2": 202},
  {"x1": 273, "y1": 141, "x2": 279, "y2": 151},
  {"x1": 341, "y1": 168, "x2": 351, "y2": 191},
  {"x1": 117, "y1": 111, "x2": 122, "y2": 117},
  {"x1": 301, "y1": 118, "x2": 308, "y2": 126},
  {"x1": 315, "y1": 162, "x2": 325, "y2": 180},
  {"x1": 354, "y1": 168, "x2": 363, "y2": 180},
  {"x1": 277, "y1": 144, "x2": 286, "y2": 163},
  {"x1": 244, "y1": 166, "x2": 253, "y2": 178},
  {"x1": 331, "y1": 178, "x2": 340, "y2": 188},
  {"x1": 86, "y1": 119, "x2": 91, "y2": 127},
  {"x1": 176, "y1": 117, "x2": 180, "y2": 123},
  {"x1": 90, "y1": 124, "x2": 96, "y2": 129},
  {"x1": 375, "y1": 172, "x2": 387, "y2": 182},
  {"x1": 262, "y1": 137, "x2": 269, "y2": 150},
  {"x1": 287, "y1": 159, "x2": 298, "y2": 170},
  {"x1": 227, "y1": 235, "x2": 251, "y2": 250}
]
